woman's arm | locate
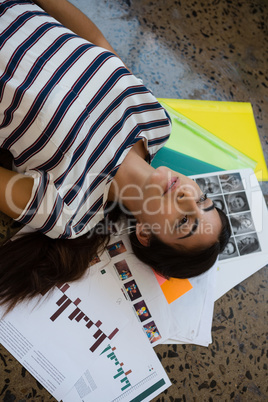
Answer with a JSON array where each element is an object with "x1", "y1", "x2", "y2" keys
[
  {"x1": 0, "y1": 167, "x2": 34, "y2": 219},
  {"x1": 33, "y1": 0, "x2": 119, "y2": 56}
]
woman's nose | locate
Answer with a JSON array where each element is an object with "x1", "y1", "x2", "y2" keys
[{"x1": 176, "y1": 190, "x2": 199, "y2": 215}]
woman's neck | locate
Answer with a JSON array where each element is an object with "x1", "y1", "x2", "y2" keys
[{"x1": 107, "y1": 140, "x2": 154, "y2": 215}]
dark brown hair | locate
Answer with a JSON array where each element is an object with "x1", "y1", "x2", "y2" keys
[{"x1": 0, "y1": 221, "x2": 110, "y2": 313}]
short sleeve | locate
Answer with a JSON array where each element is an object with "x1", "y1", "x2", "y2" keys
[{"x1": 15, "y1": 169, "x2": 73, "y2": 238}]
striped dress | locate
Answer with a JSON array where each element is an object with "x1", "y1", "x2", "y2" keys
[{"x1": 0, "y1": 0, "x2": 171, "y2": 239}]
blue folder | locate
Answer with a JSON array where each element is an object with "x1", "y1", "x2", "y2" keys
[{"x1": 152, "y1": 147, "x2": 223, "y2": 176}]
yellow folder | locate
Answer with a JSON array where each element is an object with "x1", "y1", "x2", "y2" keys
[{"x1": 158, "y1": 99, "x2": 268, "y2": 181}]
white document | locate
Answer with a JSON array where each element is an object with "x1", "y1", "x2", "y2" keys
[{"x1": 163, "y1": 262, "x2": 217, "y2": 346}]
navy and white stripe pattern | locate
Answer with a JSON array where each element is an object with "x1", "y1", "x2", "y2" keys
[{"x1": 0, "y1": 0, "x2": 171, "y2": 238}]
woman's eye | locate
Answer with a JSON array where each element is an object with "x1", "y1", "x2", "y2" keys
[
  {"x1": 198, "y1": 193, "x2": 207, "y2": 203},
  {"x1": 177, "y1": 215, "x2": 188, "y2": 228}
]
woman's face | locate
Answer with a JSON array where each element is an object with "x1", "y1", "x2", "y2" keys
[
  {"x1": 137, "y1": 167, "x2": 222, "y2": 250},
  {"x1": 241, "y1": 218, "x2": 251, "y2": 229},
  {"x1": 241, "y1": 237, "x2": 255, "y2": 245},
  {"x1": 222, "y1": 242, "x2": 235, "y2": 255},
  {"x1": 229, "y1": 195, "x2": 245, "y2": 210},
  {"x1": 230, "y1": 176, "x2": 240, "y2": 187}
]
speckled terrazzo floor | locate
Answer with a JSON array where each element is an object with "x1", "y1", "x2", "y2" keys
[{"x1": 0, "y1": 0, "x2": 267, "y2": 401}]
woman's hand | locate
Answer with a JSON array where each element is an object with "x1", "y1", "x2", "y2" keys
[{"x1": 0, "y1": 167, "x2": 33, "y2": 219}]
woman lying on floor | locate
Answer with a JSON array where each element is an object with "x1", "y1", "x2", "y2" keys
[{"x1": 0, "y1": 0, "x2": 231, "y2": 311}]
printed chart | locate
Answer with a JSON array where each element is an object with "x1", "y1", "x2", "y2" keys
[{"x1": 64, "y1": 313, "x2": 171, "y2": 402}]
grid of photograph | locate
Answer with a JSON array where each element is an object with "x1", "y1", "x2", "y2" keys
[
  {"x1": 105, "y1": 240, "x2": 162, "y2": 345},
  {"x1": 196, "y1": 172, "x2": 261, "y2": 260}
]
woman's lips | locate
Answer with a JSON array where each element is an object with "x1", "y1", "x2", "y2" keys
[{"x1": 164, "y1": 177, "x2": 180, "y2": 195}]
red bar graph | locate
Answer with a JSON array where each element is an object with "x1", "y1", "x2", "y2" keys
[
  {"x1": 50, "y1": 283, "x2": 120, "y2": 353},
  {"x1": 74, "y1": 298, "x2": 81, "y2": 306},
  {"x1": 57, "y1": 294, "x2": 68, "y2": 306},
  {"x1": 59, "y1": 284, "x2": 70, "y2": 293},
  {"x1": 75, "y1": 312, "x2": 84, "y2": 322},
  {"x1": 68, "y1": 307, "x2": 81, "y2": 320},
  {"x1": 108, "y1": 328, "x2": 119, "y2": 340},
  {"x1": 90, "y1": 333, "x2": 107, "y2": 353},
  {"x1": 93, "y1": 329, "x2": 102, "y2": 339},
  {"x1": 50, "y1": 299, "x2": 72, "y2": 321}
]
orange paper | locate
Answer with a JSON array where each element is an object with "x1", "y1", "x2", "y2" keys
[
  {"x1": 161, "y1": 278, "x2": 193, "y2": 304},
  {"x1": 154, "y1": 271, "x2": 193, "y2": 304}
]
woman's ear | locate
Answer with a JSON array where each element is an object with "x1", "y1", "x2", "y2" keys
[{"x1": 135, "y1": 223, "x2": 151, "y2": 247}]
